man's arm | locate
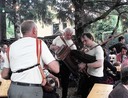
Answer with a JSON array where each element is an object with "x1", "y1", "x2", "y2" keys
[
  {"x1": 87, "y1": 59, "x2": 103, "y2": 68},
  {"x1": 47, "y1": 60, "x2": 59, "y2": 74},
  {"x1": 78, "y1": 59, "x2": 103, "y2": 70},
  {"x1": 1, "y1": 67, "x2": 10, "y2": 79},
  {"x1": 50, "y1": 44, "x2": 60, "y2": 52}
]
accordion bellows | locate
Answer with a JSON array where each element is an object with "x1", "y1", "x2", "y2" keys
[{"x1": 56, "y1": 45, "x2": 71, "y2": 60}]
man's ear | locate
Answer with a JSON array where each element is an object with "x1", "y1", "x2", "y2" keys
[{"x1": 32, "y1": 27, "x2": 37, "y2": 35}]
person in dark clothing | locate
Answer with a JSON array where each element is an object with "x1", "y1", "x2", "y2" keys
[
  {"x1": 43, "y1": 89, "x2": 59, "y2": 98},
  {"x1": 102, "y1": 48, "x2": 117, "y2": 84},
  {"x1": 103, "y1": 59, "x2": 117, "y2": 84},
  {"x1": 109, "y1": 36, "x2": 125, "y2": 54},
  {"x1": 109, "y1": 66, "x2": 128, "y2": 98}
]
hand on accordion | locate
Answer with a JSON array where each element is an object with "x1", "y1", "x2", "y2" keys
[
  {"x1": 78, "y1": 62, "x2": 86, "y2": 72},
  {"x1": 54, "y1": 46, "x2": 61, "y2": 51}
]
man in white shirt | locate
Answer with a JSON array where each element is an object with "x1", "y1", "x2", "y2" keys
[
  {"x1": 50, "y1": 27, "x2": 77, "y2": 98},
  {"x1": 0, "y1": 44, "x2": 8, "y2": 70},
  {"x1": 1, "y1": 20, "x2": 59, "y2": 98},
  {"x1": 78, "y1": 33, "x2": 104, "y2": 98}
]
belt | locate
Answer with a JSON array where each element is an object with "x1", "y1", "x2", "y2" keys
[{"x1": 11, "y1": 81, "x2": 41, "y2": 87}]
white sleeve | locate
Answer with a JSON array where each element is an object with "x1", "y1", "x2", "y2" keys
[
  {"x1": 41, "y1": 41, "x2": 55, "y2": 65},
  {"x1": 52, "y1": 36, "x2": 59, "y2": 45},
  {"x1": 95, "y1": 46, "x2": 104, "y2": 60}
]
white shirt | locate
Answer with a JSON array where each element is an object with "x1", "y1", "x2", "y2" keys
[
  {"x1": 4, "y1": 37, "x2": 55, "y2": 84},
  {"x1": 52, "y1": 36, "x2": 77, "y2": 59},
  {"x1": 0, "y1": 51, "x2": 4, "y2": 69},
  {"x1": 86, "y1": 43, "x2": 104, "y2": 77},
  {"x1": 53, "y1": 36, "x2": 77, "y2": 50}
]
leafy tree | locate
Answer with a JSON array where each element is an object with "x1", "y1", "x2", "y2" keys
[
  {"x1": 92, "y1": 14, "x2": 123, "y2": 41},
  {"x1": 2, "y1": 0, "x2": 128, "y2": 44},
  {"x1": 54, "y1": 0, "x2": 74, "y2": 24},
  {"x1": 72, "y1": 0, "x2": 128, "y2": 40},
  {"x1": 4, "y1": 0, "x2": 74, "y2": 39}
]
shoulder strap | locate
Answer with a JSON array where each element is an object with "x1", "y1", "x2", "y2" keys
[
  {"x1": 36, "y1": 39, "x2": 46, "y2": 86},
  {"x1": 60, "y1": 36, "x2": 67, "y2": 45},
  {"x1": 60, "y1": 36, "x2": 75, "y2": 48}
]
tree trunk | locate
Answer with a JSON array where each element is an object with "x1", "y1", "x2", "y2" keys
[
  {"x1": 72, "y1": 0, "x2": 84, "y2": 38},
  {"x1": 72, "y1": 0, "x2": 84, "y2": 49},
  {"x1": 13, "y1": 0, "x2": 21, "y2": 39},
  {"x1": 0, "y1": 0, "x2": 6, "y2": 43}
]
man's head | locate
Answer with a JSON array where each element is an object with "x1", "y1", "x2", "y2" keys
[
  {"x1": 118, "y1": 36, "x2": 125, "y2": 43},
  {"x1": 63, "y1": 28, "x2": 74, "y2": 40},
  {"x1": 121, "y1": 67, "x2": 128, "y2": 85},
  {"x1": 20, "y1": 20, "x2": 37, "y2": 38},
  {"x1": 81, "y1": 33, "x2": 94, "y2": 47},
  {"x1": 2, "y1": 44, "x2": 8, "y2": 53},
  {"x1": 121, "y1": 45, "x2": 128, "y2": 55}
]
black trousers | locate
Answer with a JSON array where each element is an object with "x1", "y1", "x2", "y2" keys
[
  {"x1": 43, "y1": 89, "x2": 59, "y2": 98},
  {"x1": 79, "y1": 74, "x2": 104, "y2": 98},
  {"x1": 59, "y1": 60, "x2": 71, "y2": 98}
]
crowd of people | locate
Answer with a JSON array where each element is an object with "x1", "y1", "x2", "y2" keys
[
  {"x1": 0, "y1": 19, "x2": 128, "y2": 98},
  {"x1": 0, "y1": 44, "x2": 8, "y2": 70}
]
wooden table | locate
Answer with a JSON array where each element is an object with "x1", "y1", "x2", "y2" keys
[
  {"x1": 0, "y1": 74, "x2": 11, "y2": 98},
  {"x1": 87, "y1": 83, "x2": 113, "y2": 98}
]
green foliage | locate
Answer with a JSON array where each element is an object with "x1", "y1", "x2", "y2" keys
[
  {"x1": 5, "y1": 0, "x2": 74, "y2": 26},
  {"x1": 6, "y1": 18, "x2": 15, "y2": 39},
  {"x1": 91, "y1": 14, "x2": 123, "y2": 41}
]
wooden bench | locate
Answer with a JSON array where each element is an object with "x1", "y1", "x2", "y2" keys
[
  {"x1": 0, "y1": 74, "x2": 11, "y2": 98},
  {"x1": 87, "y1": 83, "x2": 113, "y2": 98}
]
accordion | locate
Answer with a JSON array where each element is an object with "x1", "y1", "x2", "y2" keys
[{"x1": 56, "y1": 45, "x2": 70, "y2": 60}]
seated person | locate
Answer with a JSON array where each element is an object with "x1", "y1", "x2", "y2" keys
[
  {"x1": 103, "y1": 48, "x2": 117, "y2": 84},
  {"x1": 116, "y1": 45, "x2": 128, "y2": 65},
  {"x1": 112, "y1": 46, "x2": 127, "y2": 81},
  {"x1": 109, "y1": 66, "x2": 128, "y2": 98},
  {"x1": 109, "y1": 36, "x2": 125, "y2": 54},
  {"x1": 103, "y1": 59, "x2": 117, "y2": 84}
]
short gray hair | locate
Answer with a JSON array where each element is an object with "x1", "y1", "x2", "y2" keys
[
  {"x1": 63, "y1": 27, "x2": 74, "y2": 34},
  {"x1": 20, "y1": 20, "x2": 36, "y2": 35}
]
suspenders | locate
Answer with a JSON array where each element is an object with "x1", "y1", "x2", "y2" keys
[{"x1": 7, "y1": 39, "x2": 46, "y2": 85}]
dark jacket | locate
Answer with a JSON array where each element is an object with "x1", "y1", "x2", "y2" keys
[
  {"x1": 109, "y1": 43, "x2": 125, "y2": 54},
  {"x1": 109, "y1": 83, "x2": 128, "y2": 98}
]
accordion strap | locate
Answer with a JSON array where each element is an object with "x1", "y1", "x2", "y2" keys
[
  {"x1": 60, "y1": 36, "x2": 67, "y2": 46},
  {"x1": 60, "y1": 36, "x2": 74, "y2": 48}
]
